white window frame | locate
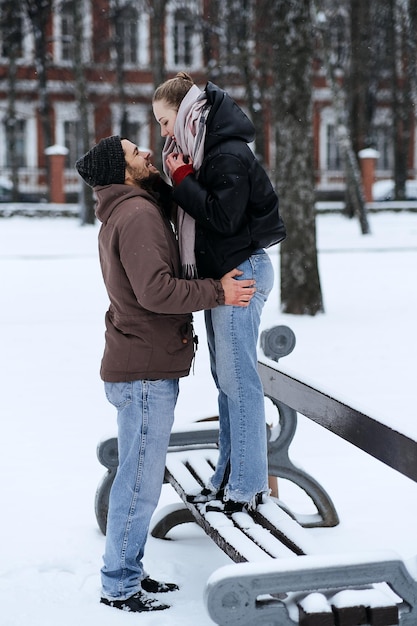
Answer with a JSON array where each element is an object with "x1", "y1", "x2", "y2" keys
[
  {"x1": 54, "y1": 101, "x2": 94, "y2": 160},
  {"x1": 53, "y1": 0, "x2": 92, "y2": 65},
  {"x1": 165, "y1": 0, "x2": 202, "y2": 71},
  {"x1": 319, "y1": 108, "x2": 342, "y2": 179},
  {"x1": 217, "y1": 0, "x2": 254, "y2": 71},
  {"x1": 372, "y1": 108, "x2": 393, "y2": 175},
  {"x1": 111, "y1": 3, "x2": 149, "y2": 67},
  {"x1": 55, "y1": 101, "x2": 94, "y2": 191},
  {"x1": 0, "y1": 9, "x2": 33, "y2": 62},
  {"x1": 111, "y1": 103, "x2": 151, "y2": 150},
  {"x1": 0, "y1": 102, "x2": 37, "y2": 168}
]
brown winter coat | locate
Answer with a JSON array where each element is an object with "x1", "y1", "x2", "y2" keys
[{"x1": 95, "y1": 183, "x2": 224, "y2": 382}]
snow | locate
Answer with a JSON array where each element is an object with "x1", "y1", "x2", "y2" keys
[
  {"x1": 299, "y1": 592, "x2": 332, "y2": 613},
  {"x1": 372, "y1": 179, "x2": 417, "y2": 201},
  {"x1": 44, "y1": 145, "x2": 69, "y2": 156},
  {"x1": 1, "y1": 211, "x2": 417, "y2": 625}
]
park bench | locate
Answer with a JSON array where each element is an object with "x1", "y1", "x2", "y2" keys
[{"x1": 95, "y1": 326, "x2": 417, "y2": 626}]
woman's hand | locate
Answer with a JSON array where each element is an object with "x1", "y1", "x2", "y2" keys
[{"x1": 165, "y1": 152, "x2": 193, "y2": 176}]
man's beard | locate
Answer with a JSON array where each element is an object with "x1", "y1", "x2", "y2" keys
[
  {"x1": 126, "y1": 165, "x2": 161, "y2": 191},
  {"x1": 140, "y1": 172, "x2": 162, "y2": 193}
]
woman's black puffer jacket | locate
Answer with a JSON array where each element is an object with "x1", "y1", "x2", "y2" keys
[{"x1": 173, "y1": 81, "x2": 286, "y2": 279}]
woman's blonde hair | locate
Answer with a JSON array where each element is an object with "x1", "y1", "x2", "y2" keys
[{"x1": 152, "y1": 71, "x2": 194, "y2": 111}]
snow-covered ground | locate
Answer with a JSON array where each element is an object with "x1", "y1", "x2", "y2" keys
[{"x1": 1, "y1": 210, "x2": 417, "y2": 625}]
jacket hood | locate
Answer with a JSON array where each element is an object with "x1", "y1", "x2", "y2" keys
[
  {"x1": 204, "y1": 81, "x2": 255, "y2": 151},
  {"x1": 94, "y1": 184, "x2": 159, "y2": 224}
]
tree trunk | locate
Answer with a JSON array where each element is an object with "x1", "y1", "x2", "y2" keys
[
  {"x1": 1, "y1": 1, "x2": 20, "y2": 200},
  {"x1": 112, "y1": 1, "x2": 128, "y2": 136},
  {"x1": 409, "y1": 0, "x2": 417, "y2": 106},
  {"x1": 148, "y1": 0, "x2": 168, "y2": 171},
  {"x1": 73, "y1": 0, "x2": 95, "y2": 224},
  {"x1": 273, "y1": 0, "x2": 324, "y2": 315},
  {"x1": 349, "y1": 0, "x2": 376, "y2": 153},
  {"x1": 388, "y1": 0, "x2": 413, "y2": 200},
  {"x1": 24, "y1": 0, "x2": 53, "y2": 201},
  {"x1": 313, "y1": 1, "x2": 370, "y2": 234}
]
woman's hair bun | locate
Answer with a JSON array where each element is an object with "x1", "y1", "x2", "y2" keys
[{"x1": 175, "y1": 71, "x2": 193, "y2": 82}]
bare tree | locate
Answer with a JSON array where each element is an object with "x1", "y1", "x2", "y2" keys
[
  {"x1": 313, "y1": 1, "x2": 370, "y2": 234},
  {"x1": 23, "y1": 0, "x2": 53, "y2": 201},
  {"x1": 195, "y1": 0, "x2": 324, "y2": 315},
  {"x1": 145, "y1": 0, "x2": 169, "y2": 170},
  {"x1": 409, "y1": 0, "x2": 417, "y2": 106},
  {"x1": 110, "y1": 0, "x2": 131, "y2": 138},
  {"x1": 320, "y1": 0, "x2": 415, "y2": 204},
  {"x1": 272, "y1": 0, "x2": 324, "y2": 315},
  {"x1": 205, "y1": 1, "x2": 268, "y2": 162},
  {"x1": 387, "y1": 0, "x2": 414, "y2": 199},
  {"x1": 349, "y1": 0, "x2": 377, "y2": 154},
  {"x1": 0, "y1": 0, "x2": 21, "y2": 200},
  {"x1": 72, "y1": 0, "x2": 95, "y2": 224}
]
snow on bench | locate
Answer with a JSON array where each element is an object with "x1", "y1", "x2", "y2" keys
[
  {"x1": 162, "y1": 447, "x2": 315, "y2": 562},
  {"x1": 157, "y1": 446, "x2": 407, "y2": 626}
]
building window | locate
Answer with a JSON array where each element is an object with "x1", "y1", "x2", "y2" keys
[
  {"x1": 326, "y1": 125, "x2": 342, "y2": 171},
  {"x1": 166, "y1": 1, "x2": 202, "y2": 69},
  {"x1": 374, "y1": 126, "x2": 393, "y2": 172},
  {"x1": 173, "y1": 9, "x2": 193, "y2": 66},
  {"x1": 54, "y1": 0, "x2": 91, "y2": 64},
  {"x1": 124, "y1": 118, "x2": 143, "y2": 146},
  {"x1": 60, "y1": 1, "x2": 74, "y2": 62},
  {"x1": 63, "y1": 120, "x2": 81, "y2": 167},
  {"x1": 220, "y1": 0, "x2": 251, "y2": 67},
  {"x1": 4, "y1": 119, "x2": 27, "y2": 167},
  {"x1": 111, "y1": 104, "x2": 150, "y2": 151},
  {"x1": 115, "y1": 5, "x2": 139, "y2": 65},
  {"x1": 0, "y1": 6, "x2": 24, "y2": 59}
]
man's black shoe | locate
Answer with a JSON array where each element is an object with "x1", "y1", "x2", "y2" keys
[
  {"x1": 100, "y1": 590, "x2": 169, "y2": 612},
  {"x1": 141, "y1": 576, "x2": 179, "y2": 593}
]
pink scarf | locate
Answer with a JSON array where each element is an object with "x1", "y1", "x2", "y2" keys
[{"x1": 162, "y1": 85, "x2": 210, "y2": 279}]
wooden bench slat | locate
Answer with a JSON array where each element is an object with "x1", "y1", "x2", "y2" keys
[
  {"x1": 184, "y1": 452, "x2": 217, "y2": 486},
  {"x1": 255, "y1": 499, "x2": 316, "y2": 555},
  {"x1": 209, "y1": 522, "x2": 276, "y2": 562},
  {"x1": 211, "y1": 509, "x2": 300, "y2": 560},
  {"x1": 329, "y1": 587, "x2": 398, "y2": 626},
  {"x1": 165, "y1": 449, "x2": 315, "y2": 560},
  {"x1": 238, "y1": 523, "x2": 297, "y2": 559},
  {"x1": 332, "y1": 604, "x2": 368, "y2": 625},
  {"x1": 366, "y1": 604, "x2": 399, "y2": 625},
  {"x1": 298, "y1": 592, "x2": 335, "y2": 625},
  {"x1": 165, "y1": 449, "x2": 217, "y2": 494},
  {"x1": 299, "y1": 607, "x2": 335, "y2": 626}
]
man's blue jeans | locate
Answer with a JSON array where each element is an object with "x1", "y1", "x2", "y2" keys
[
  {"x1": 205, "y1": 250, "x2": 274, "y2": 503},
  {"x1": 101, "y1": 378, "x2": 178, "y2": 600}
]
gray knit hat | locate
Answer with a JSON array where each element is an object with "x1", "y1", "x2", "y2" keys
[{"x1": 75, "y1": 135, "x2": 126, "y2": 187}]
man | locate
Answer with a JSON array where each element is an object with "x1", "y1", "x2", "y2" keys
[{"x1": 75, "y1": 136, "x2": 255, "y2": 613}]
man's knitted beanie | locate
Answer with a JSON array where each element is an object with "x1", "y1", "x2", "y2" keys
[{"x1": 75, "y1": 135, "x2": 125, "y2": 187}]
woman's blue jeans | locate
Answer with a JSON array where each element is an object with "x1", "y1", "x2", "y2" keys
[
  {"x1": 101, "y1": 378, "x2": 178, "y2": 600},
  {"x1": 205, "y1": 250, "x2": 274, "y2": 503}
]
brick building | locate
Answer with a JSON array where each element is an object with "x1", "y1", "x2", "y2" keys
[{"x1": 0, "y1": 0, "x2": 415, "y2": 202}]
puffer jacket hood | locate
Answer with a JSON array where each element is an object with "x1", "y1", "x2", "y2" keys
[{"x1": 204, "y1": 81, "x2": 255, "y2": 152}]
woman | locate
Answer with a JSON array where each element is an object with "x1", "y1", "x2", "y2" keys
[{"x1": 153, "y1": 72, "x2": 286, "y2": 513}]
